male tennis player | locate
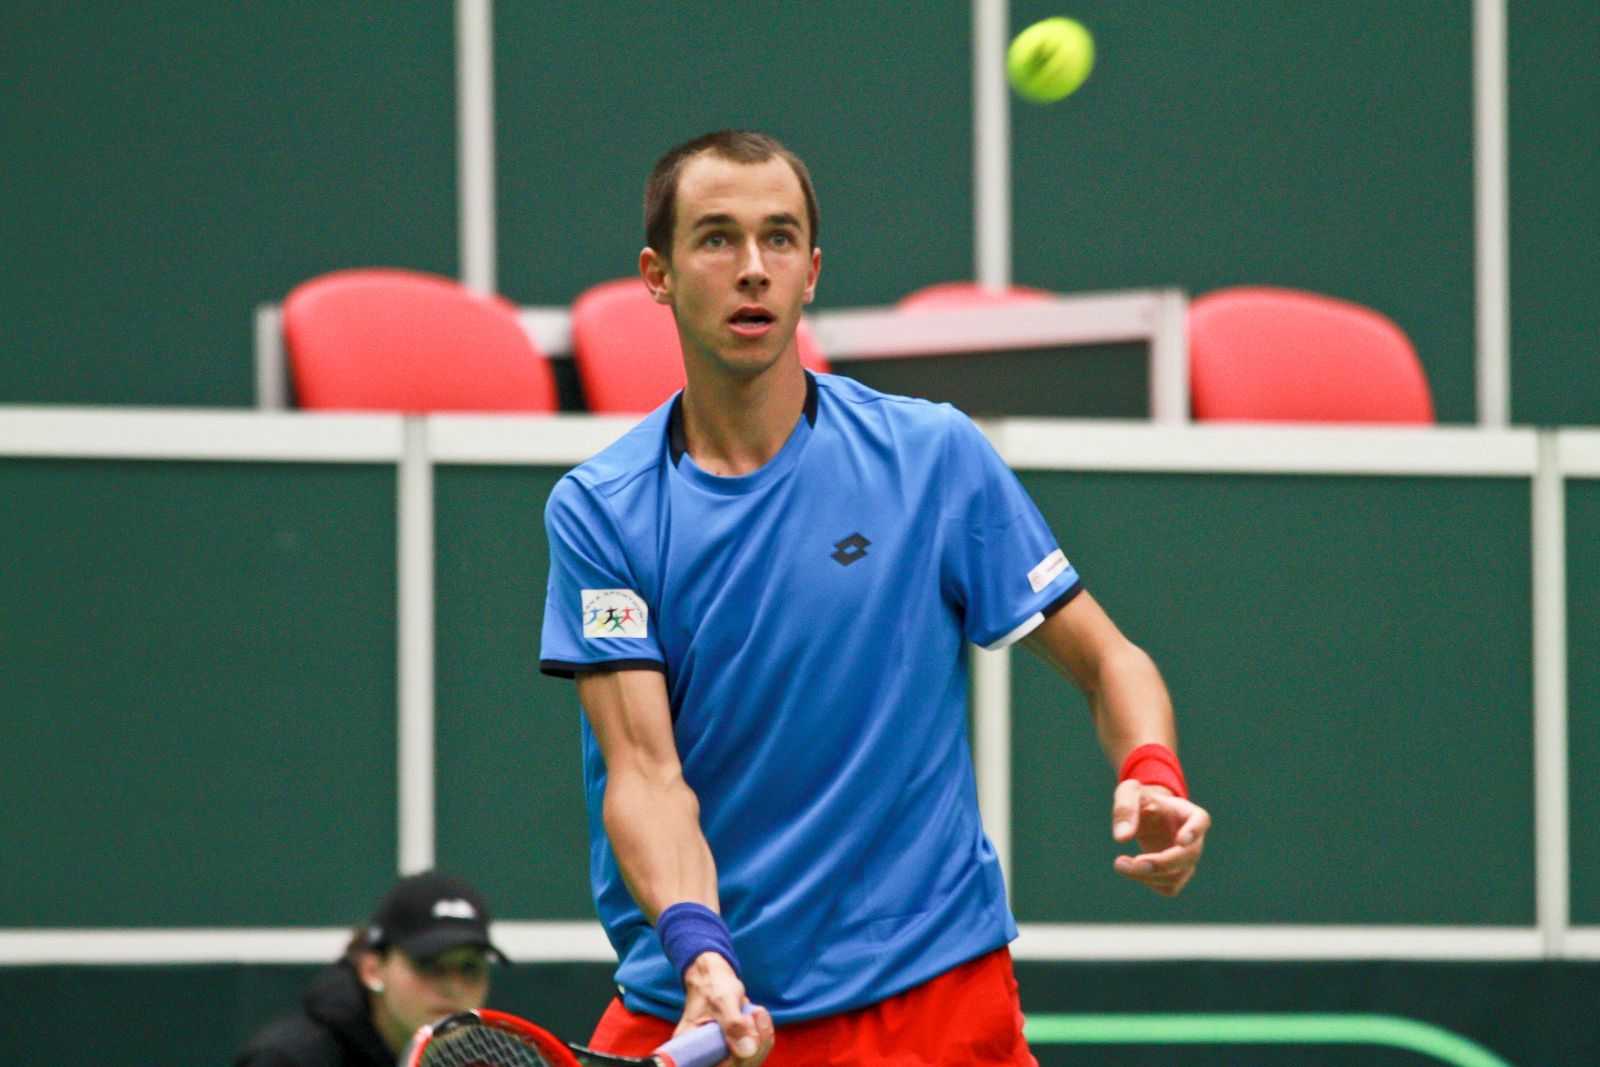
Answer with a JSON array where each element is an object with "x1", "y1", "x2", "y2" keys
[{"x1": 540, "y1": 130, "x2": 1210, "y2": 1066}]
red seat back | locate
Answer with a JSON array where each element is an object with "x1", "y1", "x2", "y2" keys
[
  {"x1": 283, "y1": 268, "x2": 558, "y2": 413},
  {"x1": 1188, "y1": 286, "x2": 1434, "y2": 424},
  {"x1": 571, "y1": 278, "x2": 829, "y2": 414}
]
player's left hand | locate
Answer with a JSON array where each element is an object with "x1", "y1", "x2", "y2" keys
[{"x1": 1110, "y1": 779, "x2": 1209, "y2": 896}]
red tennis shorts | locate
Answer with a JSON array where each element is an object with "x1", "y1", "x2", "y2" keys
[{"x1": 587, "y1": 947, "x2": 1037, "y2": 1066}]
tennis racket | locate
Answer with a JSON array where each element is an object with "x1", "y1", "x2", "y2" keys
[{"x1": 401, "y1": 1008, "x2": 731, "y2": 1067}]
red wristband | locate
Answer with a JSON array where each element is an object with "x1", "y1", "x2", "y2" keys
[{"x1": 1118, "y1": 743, "x2": 1188, "y2": 798}]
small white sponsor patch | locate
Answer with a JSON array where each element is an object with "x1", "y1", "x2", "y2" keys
[
  {"x1": 582, "y1": 589, "x2": 649, "y2": 639},
  {"x1": 1028, "y1": 548, "x2": 1070, "y2": 593}
]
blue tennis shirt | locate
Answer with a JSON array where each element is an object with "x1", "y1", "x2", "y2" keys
[{"x1": 540, "y1": 373, "x2": 1082, "y2": 1024}]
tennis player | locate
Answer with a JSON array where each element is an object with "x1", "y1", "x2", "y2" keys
[
  {"x1": 234, "y1": 870, "x2": 506, "y2": 1067},
  {"x1": 539, "y1": 130, "x2": 1210, "y2": 1066}
]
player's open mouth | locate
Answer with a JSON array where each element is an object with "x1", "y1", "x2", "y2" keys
[{"x1": 728, "y1": 307, "x2": 776, "y2": 336}]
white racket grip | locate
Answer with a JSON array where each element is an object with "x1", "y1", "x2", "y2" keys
[{"x1": 652, "y1": 1019, "x2": 727, "y2": 1067}]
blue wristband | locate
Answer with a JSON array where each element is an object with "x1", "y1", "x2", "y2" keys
[{"x1": 656, "y1": 902, "x2": 742, "y2": 980}]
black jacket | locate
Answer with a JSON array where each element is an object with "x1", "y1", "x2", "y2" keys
[{"x1": 235, "y1": 959, "x2": 395, "y2": 1067}]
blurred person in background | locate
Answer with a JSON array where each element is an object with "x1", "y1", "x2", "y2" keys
[{"x1": 235, "y1": 870, "x2": 506, "y2": 1066}]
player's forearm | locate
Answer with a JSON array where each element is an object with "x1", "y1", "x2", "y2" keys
[
  {"x1": 1085, "y1": 640, "x2": 1177, "y2": 767},
  {"x1": 602, "y1": 768, "x2": 721, "y2": 921},
  {"x1": 578, "y1": 669, "x2": 724, "y2": 920}
]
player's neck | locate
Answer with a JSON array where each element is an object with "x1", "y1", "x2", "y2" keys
[{"x1": 680, "y1": 360, "x2": 807, "y2": 477}]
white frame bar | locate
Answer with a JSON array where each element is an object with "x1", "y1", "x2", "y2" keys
[
  {"x1": 427, "y1": 412, "x2": 640, "y2": 465},
  {"x1": 1013, "y1": 925, "x2": 1544, "y2": 961},
  {"x1": 517, "y1": 306, "x2": 575, "y2": 358},
  {"x1": 0, "y1": 407, "x2": 403, "y2": 462},
  {"x1": 455, "y1": 0, "x2": 496, "y2": 293},
  {"x1": 971, "y1": 645, "x2": 1013, "y2": 889},
  {"x1": 987, "y1": 422, "x2": 1537, "y2": 477},
  {"x1": 1532, "y1": 433, "x2": 1568, "y2": 956},
  {"x1": 806, "y1": 293, "x2": 1178, "y2": 360},
  {"x1": 0, "y1": 923, "x2": 1545, "y2": 966},
  {"x1": 254, "y1": 304, "x2": 288, "y2": 410},
  {"x1": 1473, "y1": 0, "x2": 1510, "y2": 427},
  {"x1": 398, "y1": 418, "x2": 437, "y2": 874},
  {"x1": 973, "y1": 0, "x2": 1010, "y2": 290}
]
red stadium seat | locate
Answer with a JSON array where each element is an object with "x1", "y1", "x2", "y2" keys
[
  {"x1": 895, "y1": 281, "x2": 1057, "y2": 310},
  {"x1": 570, "y1": 277, "x2": 830, "y2": 414},
  {"x1": 1188, "y1": 286, "x2": 1434, "y2": 424},
  {"x1": 283, "y1": 268, "x2": 558, "y2": 412}
]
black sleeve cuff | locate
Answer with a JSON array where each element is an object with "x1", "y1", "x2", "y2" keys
[
  {"x1": 1040, "y1": 579, "x2": 1085, "y2": 619},
  {"x1": 539, "y1": 658, "x2": 667, "y2": 680}
]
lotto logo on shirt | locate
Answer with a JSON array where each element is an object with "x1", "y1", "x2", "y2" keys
[{"x1": 582, "y1": 589, "x2": 649, "y2": 639}]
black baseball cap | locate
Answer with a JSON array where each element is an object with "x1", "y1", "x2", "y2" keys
[{"x1": 364, "y1": 870, "x2": 508, "y2": 964}]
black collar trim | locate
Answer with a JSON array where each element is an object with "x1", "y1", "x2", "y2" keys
[{"x1": 668, "y1": 371, "x2": 818, "y2": 467}]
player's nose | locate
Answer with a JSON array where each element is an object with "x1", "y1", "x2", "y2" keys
[{"x1": 736, "y1": 239, "x2": 769, "y2": 289}]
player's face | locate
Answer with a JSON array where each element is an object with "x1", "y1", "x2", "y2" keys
[
  {"x1": 364, "y1": 946, "x2": 490, "y2": 1051},
  {"x1": 643, "y1": 153, "x2": 821, "y2": 380}
]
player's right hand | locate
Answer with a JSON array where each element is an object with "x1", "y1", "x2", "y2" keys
[{"x1": 679, "y1": 952, "x2": 774, "y2": 1066}]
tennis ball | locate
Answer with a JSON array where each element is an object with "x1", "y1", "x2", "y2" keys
[{"x1": 1006, "y1": 17, "x2": 1095, "y2": 103}]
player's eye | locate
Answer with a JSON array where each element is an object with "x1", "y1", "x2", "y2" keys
[{"x1": 703, "y1": 232, "x2": 728, "y2": 248}]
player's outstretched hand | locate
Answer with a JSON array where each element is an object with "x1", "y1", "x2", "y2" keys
[
  {"x1": 679, "y1": 952, "x2": 775, "y2": 1066},
  {"x1": 1110, "y1": 778, "x2": 1209, "y2": 896}
]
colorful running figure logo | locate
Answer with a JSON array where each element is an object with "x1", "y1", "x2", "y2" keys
[{"x1": 581, "y1": 589, "x2": 650, "y2": 639}]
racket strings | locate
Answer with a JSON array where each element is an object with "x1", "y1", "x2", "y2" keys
[{"x1": 416, "y1": 1025, "x2": 559, "y2": 1067}]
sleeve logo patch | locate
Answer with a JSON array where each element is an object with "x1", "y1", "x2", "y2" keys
[
  {"x1": 1028, "y1": 548, "x2": 1070, "y2": 593},
  {"x1": 582, "y1": 589, "x2": 649, "y2": 639}
]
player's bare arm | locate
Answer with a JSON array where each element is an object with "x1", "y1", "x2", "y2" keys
[
  {"x1": 1021, "y1": 591, "x2": 1210, "y2": 896},
  {"x1": 576, "y1": 669, "x2": 774, "y2": 1065}
]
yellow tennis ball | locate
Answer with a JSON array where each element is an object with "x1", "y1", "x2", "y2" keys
[{"x1": 1006, "y1": 17, "x2": 1095, "y2": 103}]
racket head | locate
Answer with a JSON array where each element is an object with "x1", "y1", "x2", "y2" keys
[{"x1": 403, "y1": 1009, "x2": 582, "y2": 1067}]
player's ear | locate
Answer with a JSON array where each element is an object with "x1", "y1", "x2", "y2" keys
[
  {"x1": 640, "y1": 247, "x2": 672, "y2": 304},
  {"x1": 803, "y1": 246, "x2": 821, "y2": 305}
]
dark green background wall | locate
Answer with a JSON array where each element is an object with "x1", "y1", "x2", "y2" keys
[
  {"x1": 1009, "y1": 471, "x2": 1534, "y2": 924},
  {"x1": 3, "y1": 2, "x2": 1596, "y2": 423},
  {"x1": 1568, "y1": 480, "x2": 1600, "y2": 924},
  {"x1": 0, "y1": 458, "x2": 400, "y2": 926}
]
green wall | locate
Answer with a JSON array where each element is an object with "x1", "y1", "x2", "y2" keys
[
  {"x1": 433, "y1": 465, "x2": 594, "y2": 919},
  {"x1": 0, "y1": 458, "x2": 398, "y2": 925},
  {"x1": 3, "y1": 2, "x2": 1596, "y2": 423},
  {"x1": 0, "y1": 3, "x2": 456, "y2": 406},
  {"x1": 494, "y1": 3, "x2": 974, "y2": 311},
  {"x1": 1509, "y1": 6, "x2": 1600, "y2": 426},
  {"x1": 1009, "y1": 472, "x2": 1534, "y2": 924},
  {"x1": 1568, "y1": 480, "x2": 1600, "y2": 924}
]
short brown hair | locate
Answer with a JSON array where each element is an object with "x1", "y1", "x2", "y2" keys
[{"x1": 644, "y1": 130, "x2": 819, "y2": 260}]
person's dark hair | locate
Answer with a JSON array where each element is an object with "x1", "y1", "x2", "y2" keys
[
  {"x1": 644, "y1": 130, "x2": 819, "y2": 260},
  {"x1": 343, "y1": 926, "x2": 377, "y2": 965}
]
